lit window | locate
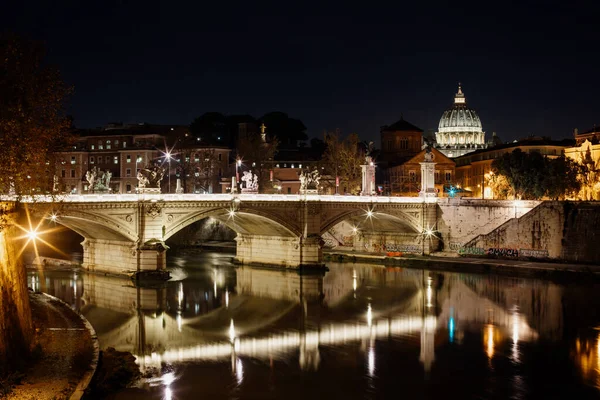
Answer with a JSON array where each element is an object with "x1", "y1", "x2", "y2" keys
[
  {"x1": 194, "y1": 154, "x2": 199, "y2": 162},
  {"x1": 194, "y1": 172, "x2": 200, "y2": 177},
  {"x1": 90, "y1": 157, "x2": 95, "y2": 164},
  {"x1": 185, "y1": 156, "x2": 190, "y2": 163},
  {"x1": 123, "y1": 142, "x2": 127, "y2": 148},
  {"x1": 71, "y1": 156, "x2": 76, "y2": 165},
  {"x1": 127, "y1": 155, "x2": 131, "y2": 163},
  {"x1": 106, "y1": 140, "x2": 111, "y2": 149},
  {"x1": 114, "y1": 156, "x2": 118, "y2": 164},
  {"x1": 91, "y1": 144, "x2": 95, "y2": 150}
]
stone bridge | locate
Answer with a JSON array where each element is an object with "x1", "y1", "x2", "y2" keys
[{"x1": 30, "y1": 193, "x2": 439, "y2": 274}]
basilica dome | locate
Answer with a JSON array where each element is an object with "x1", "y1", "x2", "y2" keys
[{"x1": 435, "y1": 84, "x2": 486, "y2": 157}]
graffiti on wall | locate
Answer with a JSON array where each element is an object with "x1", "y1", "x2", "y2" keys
[
  {"x1": 519, "y1": 248, "x2": 549, "y2": 258},
  {"x1": 365, "y1": 243, "x2": 421, "y2": 254}
]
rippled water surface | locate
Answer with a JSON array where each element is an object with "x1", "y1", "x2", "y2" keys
[{"x1": 28, "y1": 252, "x2": 600, "y2": 399}]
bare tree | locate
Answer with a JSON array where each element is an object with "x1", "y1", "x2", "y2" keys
[{"x1": 322, "y1": 130, "x2": 363, "y2": 194}]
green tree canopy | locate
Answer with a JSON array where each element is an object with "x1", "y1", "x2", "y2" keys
[
  {"x1": 492, "y1": 149, "x2": 581, "y2": 200},
  {"x1": 0, "y1": 34, "x2": 73, "y2": 197}
]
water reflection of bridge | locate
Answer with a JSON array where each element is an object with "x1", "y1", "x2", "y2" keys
[{"x1": 60, "y1": 263, "x2": 566, "y2": 373}]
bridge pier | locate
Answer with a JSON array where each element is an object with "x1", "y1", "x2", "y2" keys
[
  {"x1": 234, "y1": 234, "x2": 323, "y2": 268},
  {"x1": 81, "y1": 238, "x2": 167, "y2": 275}
]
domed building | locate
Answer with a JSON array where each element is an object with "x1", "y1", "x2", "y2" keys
[{"x1": 435, "y1": 84, "x2": 486, "y2": 158}]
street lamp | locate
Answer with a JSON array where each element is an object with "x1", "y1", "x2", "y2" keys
[
  {"x1": 165, "y1": 151, "x2": 172, "y2": 193},
  {"x1": 483, "y1": 171, "x2": 493, "y2": 199},
  {"x1": 236, "y1": 158, "x2": 242, "y2": 192}
]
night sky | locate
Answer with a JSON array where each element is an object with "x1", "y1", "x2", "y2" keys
[{"x1": 4, "y1": 1, "x2": 600, "y2": 145}]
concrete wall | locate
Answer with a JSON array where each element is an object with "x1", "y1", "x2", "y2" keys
[
  {"x1": 0, "y1": 214, "x2": 33, "y2": 375},
  {"x1": 437, "y1": 198, "x2": 541, "y2": 251},
  {"x1": 463, "y1": 201, "x2": 600, "y2": 264},
  {"x1": 235, "y1": 234, "x2": 322, "y2": 268},
  {"x1": 82, "y1": 238, "x2": 166, "y2": 274}
]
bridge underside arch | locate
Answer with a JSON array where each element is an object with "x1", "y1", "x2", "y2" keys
[
  {"x1": 58, "y1": 215, "x2": 134, "y2": 242},
  {"x1": 323, "y1": 210, "x2": 421, "y2": 235},
  {"x1": 165, "y1": 208, "x2": 298, "y2": 241}
]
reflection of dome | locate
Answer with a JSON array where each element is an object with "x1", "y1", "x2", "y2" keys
[{"x1": 435, "y1": 84, "x2": 486, "y2": 158}]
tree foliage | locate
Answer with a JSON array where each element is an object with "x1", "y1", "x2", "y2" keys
[
  {"x1": 259, "y1": 112, "x2": 307, "y2": 148},
  {"x1": 322, "y1": 130, "x2": 363, "y2": 194},
  {"x1": 491, "y1": 149, "x2": 581, "y2": 200},
  {"x1": 175, "y1": 148, "x2": 220, "y2": 193},
  {"x1": 577, "y1": 147, "x2": 600, "y2": 200},
  {"x1": 0, "y1": 34, "x2": 73, "y2": 198}
]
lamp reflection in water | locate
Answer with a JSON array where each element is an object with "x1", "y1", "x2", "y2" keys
[
  {"x1": 162, "y1": 372, "x2": 175, "y2": 400},
  {"x1": 512, "y1": 311, "x2": 521, "y2": 363},
  {"x1": 229, "y1": 319, "x2": 244, "y2": 385},
  {"x1": 485, "y1": 324, "x2": 495, "y2": 360},
  {"x1": 367, "y1": 338, "x2": 376, "y2": 377}
]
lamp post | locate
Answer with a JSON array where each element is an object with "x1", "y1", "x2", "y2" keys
[
  {"x1": 236, "y1": 158, "x2": 241, "y2": 192},
  {"x1": 165, "y1": 151, "x2": 172, "y2": 193}
]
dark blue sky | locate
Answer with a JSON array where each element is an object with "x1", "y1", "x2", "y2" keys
[{"x1": 4, "y1": 1, "x2": 600, "y2": 145}]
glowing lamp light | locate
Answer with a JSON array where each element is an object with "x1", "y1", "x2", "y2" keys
[
  {"x1": 228, "y1": 210, "x2": 235, "y2": 217},
  {"x1": 366, "y1": 210, "x2": 373, "y2": 218},
  {"x1": 27, "y1": 230, "x2": 38, "y2": 241},
  {"x1": 50, "y1": 214, "x2": 58, "y2": 222}
]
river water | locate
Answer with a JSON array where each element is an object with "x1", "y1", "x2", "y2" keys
[{"x1": 26, "y1": 251, "x2": 600, "y2": 399}]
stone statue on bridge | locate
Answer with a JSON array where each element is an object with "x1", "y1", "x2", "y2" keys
[
  {"x1": 137, "y1": 164, "x2": 165, "y2": 193},
  {"x1": 85, "y1": 167, "x2": 112, "y2": 193},
  {"x1": 241, "y1": 170, "x2": 258, "y2": 193},
  {"x1": 300, "y1": 168, "x2": 320, "y2": 194}
]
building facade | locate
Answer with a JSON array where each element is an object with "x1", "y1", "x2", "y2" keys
[
  {"x1": 454, "y1": 137, "x2": 573, "y2": 199},
  {"x1": 435, "y1": 85, "x2": 486, "y2": 158},
  {"x1": 55, "y1": 123, "x2": 231, "y2": 194},
  {"x1": 564, "y1": 139, "x2": 600, "y2": 200},
  {"x1": 387, "y1": 147, "x2": 456, "y2": 196}
]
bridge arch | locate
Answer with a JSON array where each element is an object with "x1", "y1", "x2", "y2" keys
[
  {"x1": 39, "y1": 209, "x2": 138, "y2": 242},
  {"x1": 320, "y1": 209, "x2": 422, "y2": 235},
  {"x1": 164, "y1": 207, "x2": 301, "y2": 241}
]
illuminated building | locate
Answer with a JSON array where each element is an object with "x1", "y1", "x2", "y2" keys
[
  {"x1": 386, "y1": 147, "x2": 456, "y2": 196},
  {"x1": 454, "y1": 136, "x2": 573, "y2": 198},
  {"x1": 379, "y1": 117, "x2": 423, "y2": 166},
  {"x1": 55, "y1": 123, "x2": 230, "y2": 194},
  {"x1": 435, "y1": 84, "x2": 486, "y2": 158},
  {"x1": 564, "y1": 138, "x2": 600, "y2": 200}
]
